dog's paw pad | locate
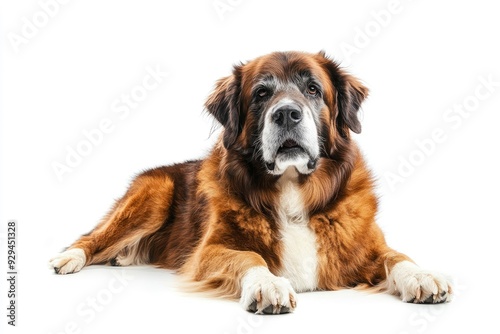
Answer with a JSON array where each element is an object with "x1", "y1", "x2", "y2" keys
[
  {"x1": 248, "y1": 300, "x2": 291, "y2": 314},
  {"x1": 110, "y1": 258, "x2": 120, "y2": 266}
]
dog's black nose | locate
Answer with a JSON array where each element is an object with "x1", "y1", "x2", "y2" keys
[{"x1": 272, "y1": 105, "x2": 302, "y2": 130}]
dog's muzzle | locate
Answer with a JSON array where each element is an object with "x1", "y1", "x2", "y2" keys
[{"x1": 262, "y1": 102, "x2": 319, "y2": 175}]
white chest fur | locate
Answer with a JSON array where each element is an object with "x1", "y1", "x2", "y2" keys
[{"x1": 276, "y1": 169, "x2": 318, "y2": 292}]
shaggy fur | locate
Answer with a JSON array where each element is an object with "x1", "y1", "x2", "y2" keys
[{"x1": 50, "y1": 51, "x2": 452, "y2": 313}]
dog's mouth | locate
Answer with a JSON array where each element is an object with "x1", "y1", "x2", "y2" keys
[
  {"x1": 265, "y1": 138, "x2": 317, "y2": 173},
  {"x1": 277, "y1": 139, "x2": 305, "y2": 155}
]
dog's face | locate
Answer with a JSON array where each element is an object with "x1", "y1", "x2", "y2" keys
[{"x1": 206, "y1": 51, "x2": 368, "y2": 176}]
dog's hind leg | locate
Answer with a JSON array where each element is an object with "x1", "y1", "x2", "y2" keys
[{"x1": 49, "y1": 169, "x2": 174, "y2": 274}]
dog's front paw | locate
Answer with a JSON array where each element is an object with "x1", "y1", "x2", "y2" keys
[
  {"x1": 389, "y1": 261, "x2": 453, "y2": 304},
  {"x1": 240, "y1": 267, "x2": 297, "y2": 314},
  {"x1": 49, "y1": 248, "x2": 86, "y2": 275}
]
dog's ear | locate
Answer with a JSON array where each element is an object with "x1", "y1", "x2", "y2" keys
[
  {"x1": 205, "y1": 66, "x2": 242, "y2": 149},
  {"x1": 317, "y1": 51, "x2": 369, "y2": 137}
]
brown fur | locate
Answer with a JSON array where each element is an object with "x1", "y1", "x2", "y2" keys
[{"x1": 57, "y1": 51, "x2": 418, "y2": 301}]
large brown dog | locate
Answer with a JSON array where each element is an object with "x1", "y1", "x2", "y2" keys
[{"x1": 50, "y1": 51, "x2": 452, "y2": 314}]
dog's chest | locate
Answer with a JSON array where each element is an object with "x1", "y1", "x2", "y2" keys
[{"x1": 276, "y1": 180, "x2": 319, "y2": 292}]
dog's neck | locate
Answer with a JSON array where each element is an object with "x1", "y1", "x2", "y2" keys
[
  {"x1": 277, "y1": 167, "x2": 300, "y2": 185},
  {"x1": 276, "y1": 167, "x2": 308, "y2": 226}
]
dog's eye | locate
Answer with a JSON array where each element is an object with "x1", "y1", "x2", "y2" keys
[
  {"x1": 256, "y1": 87, "x2": 269, "y2": 99},
  {"x1": 306, "y1": 84, "x2": 319, "y2": 96}
]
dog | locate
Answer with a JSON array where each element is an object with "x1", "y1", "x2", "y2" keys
[{"x1": 50, "y1": 51, "x2": 452, "y2": 314}]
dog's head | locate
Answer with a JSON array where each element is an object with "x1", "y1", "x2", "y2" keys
[{"x1": 206, "y1": 51, "x2": 368, "y2": 176}]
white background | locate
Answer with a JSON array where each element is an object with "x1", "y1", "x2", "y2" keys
[{"x1": 1, "y1": 0, "x2": 499, "y2": 333}]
